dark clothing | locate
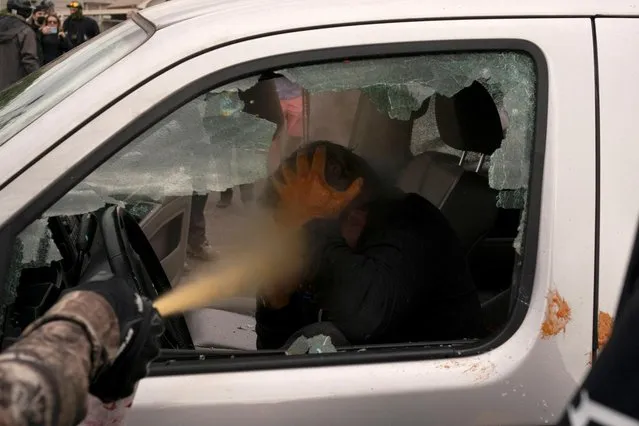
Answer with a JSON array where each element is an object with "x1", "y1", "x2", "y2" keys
[
  {"x1": 62, "y1": 15, "x2": 99, "y2": 48},
  {"x1": 188, "y1": 192, "x2": 209, "y2": 247},
  {"x1": 29, "y1": 21, "x2": 44, "y2": 64},
  {"x1": 0, "y1": 15, "x2": 40, "y2": 92},
  {"x1": 558, "y1": 231, "x2": 639, "y2": 425},
  {"x1": 256, "y1": 192, "x2": 484, "y2": 349},
  {"x1": 41, "y1": 32, "x2": 71, "y2": 64},
  {"x1": 219, "y1": 184, "x2": 255, "y2": 206}
]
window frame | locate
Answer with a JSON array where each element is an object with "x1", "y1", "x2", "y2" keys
[{"x1": 0, "y1": 38, "x2": 548, "y2": 375}]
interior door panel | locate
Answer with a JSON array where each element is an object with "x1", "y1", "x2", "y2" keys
[{"x1": 139, "y1": 195, "x2": 191, "y2": 286}]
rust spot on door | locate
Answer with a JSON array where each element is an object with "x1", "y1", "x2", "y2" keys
[
  {"x1": 597, "y1": 311, "x2": 613, "y2": 350},
  {"x1": 541, "y1": 289, "x2": 571, "y2": 338}
]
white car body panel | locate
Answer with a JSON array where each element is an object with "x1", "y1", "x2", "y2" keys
[
  {"x1": 0, "y1": 0, "x2": 633, "y2": 188},
  {"x1": 143, "y1": 0, "x2": 639, "y2": 28},
  {"x1": 596, "y1": 18, "x2": 639, "y2": 319},
  {"x1": 0, "y1": 13, "x2": 599, "y2": 424}
]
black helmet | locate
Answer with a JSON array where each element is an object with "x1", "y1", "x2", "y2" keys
[
  {"x1": 7, "y1": 0, "x2": 34, "y2": 18},
  {"x1": 35, "y1": 0, "x2": 53, "y2": 11},
  {"x1": 67, "y1": 1, "x2": 82, "y2": 8}
]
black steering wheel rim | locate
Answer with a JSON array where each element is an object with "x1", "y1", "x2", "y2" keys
[{"x1": 101, "y1": 205, "x2": 193, "y2": 349}]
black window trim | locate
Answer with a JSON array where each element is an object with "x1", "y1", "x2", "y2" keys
[{"x1": 0, "y1": 38, "x2": 548, "y2": 376}]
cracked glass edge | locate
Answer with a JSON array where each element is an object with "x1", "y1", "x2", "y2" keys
[{"x1": 280, "y1": 52, "x2": 535, "y2": 191}]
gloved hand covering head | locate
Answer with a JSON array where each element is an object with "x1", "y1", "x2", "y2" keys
[{"x1": 261, "y1": 140, "x2": 391, "y2": 228}]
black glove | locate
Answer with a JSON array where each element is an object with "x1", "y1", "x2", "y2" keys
[{"x1": 71, "y1": 274, "x2": 164, "y2": 402}]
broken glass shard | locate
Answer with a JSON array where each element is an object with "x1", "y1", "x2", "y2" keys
[
  {"x1": 497, "y1": 189, "x2": 527, "y2": 210},
  {"x1": 281, "y1": 52, "x2": 536, "y2": 193},
  {"x1": 45, "y1": 77, "x2": 274, "y2": 217}
]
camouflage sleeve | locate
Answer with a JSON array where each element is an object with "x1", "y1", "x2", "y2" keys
[{"x1": 0, "y1": 291, "x2": 120, "y2": 426}]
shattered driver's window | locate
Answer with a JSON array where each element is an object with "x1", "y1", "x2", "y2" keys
[{"x1": 4, "y1": 51, "x2": 538, "y2": 356}]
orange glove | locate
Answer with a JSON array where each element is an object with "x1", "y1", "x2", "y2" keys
[{"x1": 272, "y1": 146, "x2": 364, "y2": 228}]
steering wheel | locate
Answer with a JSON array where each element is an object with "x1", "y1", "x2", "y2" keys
[{"x1": 101, "y1": 205, "x2": 193, "y2": 349}]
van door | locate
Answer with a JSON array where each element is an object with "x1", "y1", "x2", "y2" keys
[
  {"x1": 1, "y1": 17, "x2": 596, "y2": 425},
  {"x1": 595, "y1": 17, "x2": 639, "y2": 358}
]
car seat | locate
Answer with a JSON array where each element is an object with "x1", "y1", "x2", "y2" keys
[
  {"x1": 396, "y1": 81, "x2": 502, "y2": 253},
  {"x1": 303, "y1": 88, "x2": 415, "y2": 183}
]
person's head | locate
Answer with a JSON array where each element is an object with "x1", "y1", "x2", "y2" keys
[
  {"x1": 262, "y1": 141, "x2": 391, "y2": 246},
  {"x1": 66, "y1": 0, "x2": 82, "y2": 16},
  {"x1": 45, "y1": 13, "x2": 60, "y2": 30},
  {"x1": 41, "y1": 0, "x2": 54, "y2": 14},
  {"x1": 7, "y1": 0, "x2": 33, "y2": 19},
  {"x1": 33, "y1": 9, "x2": 46, "y2": 25}
]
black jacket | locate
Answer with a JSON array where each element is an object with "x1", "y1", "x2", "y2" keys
[
  {"x1": 0, "y1": 15, "x2": 40, "y2": 92},
  {"x1": 256, "y1": 192, "x2": 484, "y2": 349},
  {"x1": 29, "y1": 21, "x2": 44, "y2": 64},
  {"x1": 62, "y1": 15, "x2": 99, "y2": 48},
  {"x1": 558, "y1": 225, "x2": 639, "y2": 425},
  {"x1": 40, "y1": 32, "x2": 72, "y2": 64}
]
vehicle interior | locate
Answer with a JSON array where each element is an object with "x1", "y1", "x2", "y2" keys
[{"x1": 0, "y1": 52, "x2": 533, "y2": 361}]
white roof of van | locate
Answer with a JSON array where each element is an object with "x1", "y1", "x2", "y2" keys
[{"x1": 141, "y1": 0, "x2": 639, "y2": 29}]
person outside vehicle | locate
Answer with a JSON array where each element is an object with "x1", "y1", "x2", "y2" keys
[
  {"x1": 0, "y1": 0, "x2": 40, "y2": 92},
  {"x1": 0, "y1": 273, "x2": 163, "y2": 426},
  {"x1": 267, "y1": 75, "x2": 304, "y2": 175},
  {"x1": 40, "y1": 13, "x2": 72, "y2": 64},
  {"x1": 275, "y1": 76, "x2": 303, "y2": 139},
  {"x1": 216, "y1": 184, "x2": 254, "y2": 209},
  {"x1": 218, "y1": 76, "x2": 293, "y2": 209},
  {"x1": 62, "y1": 1, "x2": 99, "y2": 48},
  {"x1": 27, "y1": 1, "x2": 47, "y2": 62}
]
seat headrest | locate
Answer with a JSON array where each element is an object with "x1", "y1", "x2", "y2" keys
[{"x1": 434, "y1": 81, "x2": 503, "y2": 156}]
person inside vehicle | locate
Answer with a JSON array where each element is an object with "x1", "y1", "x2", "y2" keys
[
  {"x1": 62, "y1": 1, "x2": 99, "y2": 48},
  {"x1": 2, "y1": 228, "x2": 639, "y2": 426},
  {"x1": 0, "y1": 0, "x2": 40, "y2": 92},
  {"x1": 0, "y1": 272, "x2": 163, "y2": 426},
  {"x1": 255, "y1": 140, "x2": 485, "y2": 349}
]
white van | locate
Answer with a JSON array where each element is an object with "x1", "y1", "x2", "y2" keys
[{"x1": 0, "y1": 0, "x2": 637, "y2": 424}]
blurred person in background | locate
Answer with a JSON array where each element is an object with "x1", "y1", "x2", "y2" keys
[
  {"x1": 35, "y1": 0, "x2": 56, "y2": 15},
  {"x1": 267, "y1": 75, "x2": 304, "y2": 175},
  {"x1": 218, "y1": 75, "x2": 304, "y2": 209},
  {"x1": 63, "y1": 1, "x2": 99, "y2": 48},
  {"x1": 275, "y1": 76, "x2": 304, "y2": 140},
  {"x1": 216, "y1": 185, "x2": 255, "y2": 209},
  {"x1": 40, "y1": 13, "x2": 71, "y2": 64},
  {"x1": 27, "y1": 0, "x2": 47, "y2": 62},
  {"x1": 28, "y1": 2, "x2": 47, "y2": 30},
  {"x1": 0, "y1": 0, "x2": 40, "y2": 92}
]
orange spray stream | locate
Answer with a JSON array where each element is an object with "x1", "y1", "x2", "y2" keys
[{"x1": 153, "y1": 221, "x2": 304, "y2": 317}]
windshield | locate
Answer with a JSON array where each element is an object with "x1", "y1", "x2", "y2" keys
[{"x1": 0, "y1": 20, "x2": 148, "y2": 147}]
